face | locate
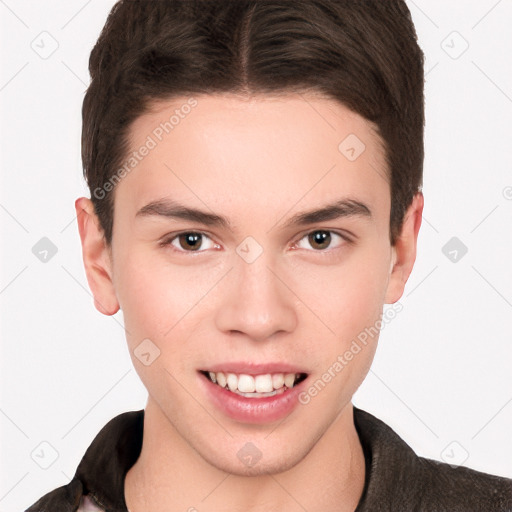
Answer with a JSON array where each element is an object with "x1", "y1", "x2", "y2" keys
[{"x1": 77, "y1": 93, "x2": 421, "y2": 476}]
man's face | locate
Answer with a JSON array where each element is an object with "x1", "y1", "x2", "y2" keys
[{"x1": 98, "y1": 93, "x2": 405, "y2": 474}]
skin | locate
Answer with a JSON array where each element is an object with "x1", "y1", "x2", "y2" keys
[{"x1": 75, "y1": 93, "x2": 423, "y2": 512}]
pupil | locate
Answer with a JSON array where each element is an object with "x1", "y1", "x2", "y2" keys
[{"x1": 309, "y1": 231, "x2": 330, "y2": 250}]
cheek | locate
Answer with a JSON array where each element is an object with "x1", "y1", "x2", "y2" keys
[
  {"x1": 290, "y1": 246, "x2": 390, "y2": 342},
  {"x1": 114, "y1": 249, "x2": 224, "y2": 350},
  {"x1": 292, "y1": 251, "x2": 389, "y2": 410}
]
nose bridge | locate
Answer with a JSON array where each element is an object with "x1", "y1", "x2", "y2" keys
[{"x1": 215, "y1": 241, "x2": 297, "y2": 341}]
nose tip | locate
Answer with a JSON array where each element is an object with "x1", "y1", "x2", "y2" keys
[
  {"x1": 214, "y1": 259, "x2": 297, "y2": 342},
  {"x1": 228, "y1": 320, "x2": 283, "y2": 344}
]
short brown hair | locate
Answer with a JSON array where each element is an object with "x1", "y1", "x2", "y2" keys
[{"x1": 82, "y1": 0, "x2": 425, "y2": 246}]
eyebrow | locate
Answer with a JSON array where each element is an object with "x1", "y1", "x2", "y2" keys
[{"x1": 135, "y1": 197, "x2": 372, "y2": 230}]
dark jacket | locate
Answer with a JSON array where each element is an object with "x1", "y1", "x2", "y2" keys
[{"x1": 25, "y1": 406, "x2": 512, "y2": 511}]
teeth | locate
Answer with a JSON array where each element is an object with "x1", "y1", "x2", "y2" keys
[
  {"x1": 227, "y1": 373, "x2": 238, "y2": 392},
  {"x1": 216, "y1": 371, "x2": 227, "y2": 388},
  {"x1": 255, "y1": 374, "x2": 273, "y2": 393},
  {"x1": 235, "y1": 387, "x2": 285, "y2": 398},
  {"x1": 205, "y1": 370, "x2": 304, "y2": 395},
  {"x1": 272, "y1": 373, "x2": 284, "y2": 389},
  {"x1": 238, "y1": 374, "x2": 255, "y2": 393},
  {"x1": 284, "y1": 373, "x2": 295, "y2": 388}
]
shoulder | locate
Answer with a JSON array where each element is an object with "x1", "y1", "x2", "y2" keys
[
  {"x1": 415, "y1": 456, "x2": 512, "y2": 509},
  {"x1": 353, "y1": 406, "x2": 512, "y2": 511},
  {"x1": 25, "y1": 481, "x2": 104, "y2": 512},
  {"x1": 24, "y1": 410, "x2": 143, "y2": 512},
  {"x1": 24, "y1": 478, "x2": 84, "y2": 512}
]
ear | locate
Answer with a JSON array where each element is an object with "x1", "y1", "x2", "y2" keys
[
  {"x1": 75, "y1": 197, "x2": 120, "y2": 316},
  {"x1": 384, "y1": 192, "x2": 424, "y2": 304}
]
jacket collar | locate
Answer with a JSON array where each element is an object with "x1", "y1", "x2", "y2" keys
[
  {"x1": 74, "y1": 409, "x2": 144, "y2": 510},
  {"x1": 353, "y1": 407, "x2": 421, "y2": 510}
]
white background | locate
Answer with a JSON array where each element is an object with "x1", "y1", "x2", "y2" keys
[{"x1": 1, "y1": 1, "x2": 511, "y2": 510}]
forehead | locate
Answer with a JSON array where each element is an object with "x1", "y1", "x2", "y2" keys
[{"x1": 115, "y1": 92, "x2": 390, "y2": 227}]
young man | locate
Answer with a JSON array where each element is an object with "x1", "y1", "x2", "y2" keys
[{"x1": 26, "y1": 1, "x2": 512, "y2": 511}]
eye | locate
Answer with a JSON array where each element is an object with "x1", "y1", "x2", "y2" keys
[
  {"x1": 160, "y1": 231, "x2": 220, "y2": 253},
  {"x1": 292, "y1": 230, "x2": 349, "y2": 251},
  {"x1": 160, "y1": 229, "x2": 351, "y2": 254}
]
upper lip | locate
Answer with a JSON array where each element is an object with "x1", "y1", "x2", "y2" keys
[{"x1": 199, "y1": 362, "x2": 308, "y2": 375}]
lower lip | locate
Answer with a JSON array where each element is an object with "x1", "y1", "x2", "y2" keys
[{"x1": 198, "y1": 372, "x2": 308, "y2": 424}]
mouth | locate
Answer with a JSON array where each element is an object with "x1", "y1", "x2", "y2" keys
[{"x1": 199, "y1": 370, "x2": 308, "y2": 398}]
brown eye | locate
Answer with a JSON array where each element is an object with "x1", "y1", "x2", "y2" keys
[
  {"x1": 161, "y1": 231, "x2": 218, "y2": 253},
  {"x1": 308, "y1": 231, "x2": 332, "y2": 250},
  {"x1": 177, "y1": 232, "x2": 203, "y2": 251},
  {"x1": 294, "y1": 230, "x2": 348, "y2": 251}
]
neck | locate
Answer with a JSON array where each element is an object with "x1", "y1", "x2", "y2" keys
[{"x1": 125, "y1": 399, "x2": 366, "y2": 512}]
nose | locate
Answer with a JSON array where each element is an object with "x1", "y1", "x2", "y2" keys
[{"x1": 214, "y1": 250, "x2": 297, "y2": 343}]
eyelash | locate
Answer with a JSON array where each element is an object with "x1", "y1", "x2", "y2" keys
[{"x1": 159, "y1": 229, "x2": 353, "y2": 255}]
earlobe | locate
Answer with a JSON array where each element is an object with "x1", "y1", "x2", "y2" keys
[
  {"x1": 75, "y1": 197, "x2": 120, "y2": 316},
  {"x1": 384, "y1": 192, "x2": 424, "y2": 304}
]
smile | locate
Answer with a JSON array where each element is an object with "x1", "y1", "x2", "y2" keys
[
  {"x1": 200, "y1": 370, "x2": 308, "y2": 398},
  {"x1": 198, "y1": 366, "x2": 309, "y2": 423}
]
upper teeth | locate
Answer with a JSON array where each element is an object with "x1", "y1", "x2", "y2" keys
[{"x1": 207, "y1": 371, "x2": 299, "y2": 393}]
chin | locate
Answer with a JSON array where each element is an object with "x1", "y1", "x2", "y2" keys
[{"x1": 197, "y1": 439, "x2": 313, "y2": 477}]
